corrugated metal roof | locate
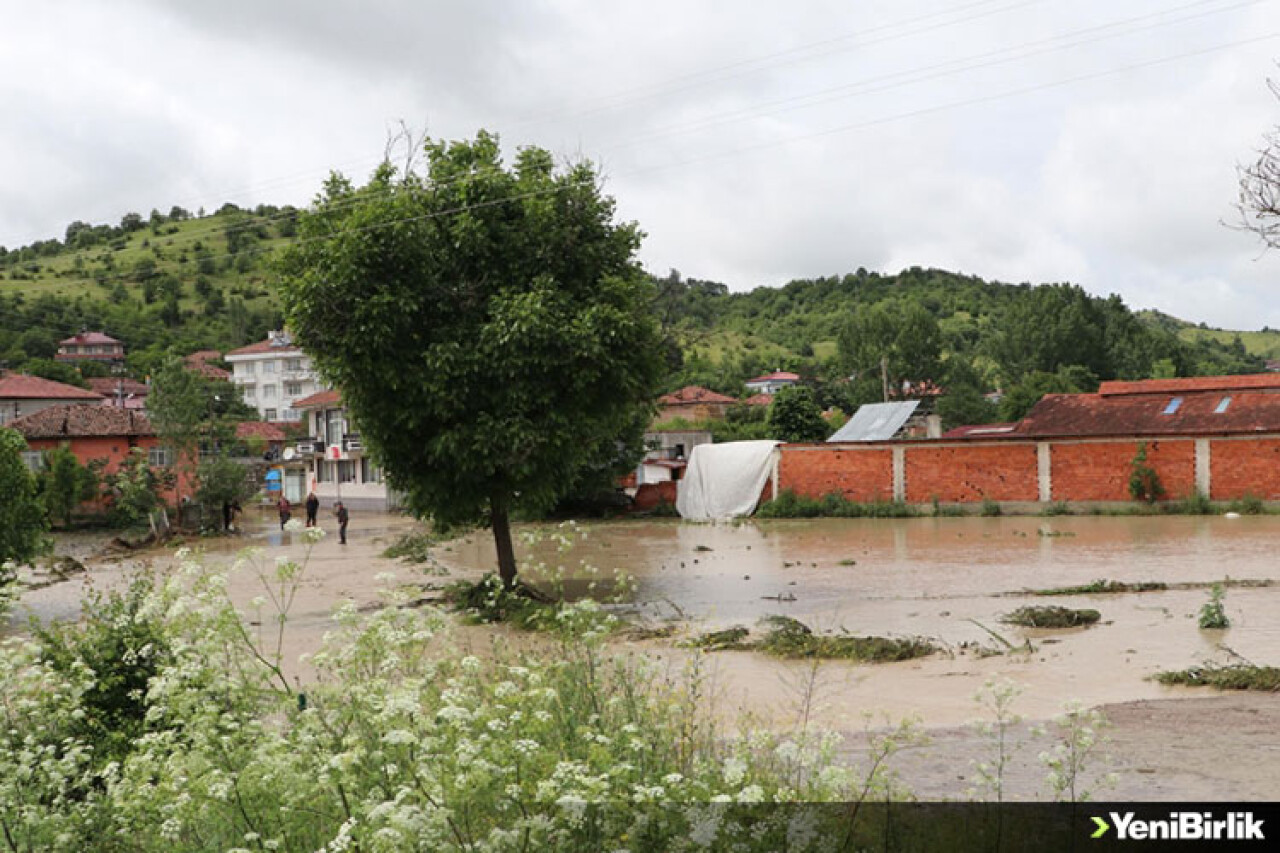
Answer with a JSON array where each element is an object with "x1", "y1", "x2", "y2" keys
[{"x1": 827, "y1": 400, "x2": 919, "y2": 442}]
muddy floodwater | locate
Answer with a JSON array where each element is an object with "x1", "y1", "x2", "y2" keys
[
  {"x1": 440, "y1": 516, "x2": 1280, "y2": 726},
  {"x1": 10, "y1": 510, "x2": 1280, "y2": 798}
]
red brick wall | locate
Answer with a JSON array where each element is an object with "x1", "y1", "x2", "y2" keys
[
  {"x1": 776, "y1": 446, "x2": 893, "y2": 501},
  {"x1": 632, "y1": 481, "x2": 678, "y2": 510},
  {"x1": 1210, "y1": 438, "x2": 1280, "y2": 499},
  {"x1": 1050, "y1": 440, "x2": 1195, "y2": 501},
  {"x1": 905, "y1": 444, "x2": 1038, "y2": 502}
]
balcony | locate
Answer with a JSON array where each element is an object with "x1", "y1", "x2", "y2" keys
[
  {"x1": 343, "y1": 433, "x2": 363, "y2": 452},
  {"x1": 295, "y1": 439, "x2": 324, "y2": 456}
]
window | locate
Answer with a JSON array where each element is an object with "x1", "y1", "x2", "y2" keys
[
  {"x1": 20, "y1": 450, "x2": 44, "y2": 473},
  {"x1": 264, "y1": 408, "x2": 277, "y2": 422},
  {"x1": 315, "y1": 461, "x2": 328, "y2": 483},
  {"x1": 285, "y1": 381, "x2": 303, "y2": 397},
  {"x1": 241, "y1": 362, "x2": 256, "y2": 376},
  {"x1": 1162, "y1": 397, "x2": 1183, "y2": 415},
  {"x1": 262, "y1": 384, "x2": 276, "y2": 400},
  {"x1": 338, "y1": 460, "x2": 357, "y2": 483},
  {"x1": 1215, "y1": 396, "x2": 1232, "y2": 414},
  {"x1": 361, "y1": 457, "x2": 383, "y2": 483},
  {"x1": 148, "y1": 447, "x2": 172, "y2": 466},
  {"x1": 283, "y1": 409, "x2": 301, "y2": 422},
  {"x1": 243, "y1": 386, "x2": 256, "y2": 401},
  {"x1": 286, "y1": 358, "x2": 303, "y2": 372},
  {"x1": 262, "y1": 360, "x2": 276, "y2": 374},
  {"x1": 326, "y1": 410, "x2": 345, "y2": 445}
]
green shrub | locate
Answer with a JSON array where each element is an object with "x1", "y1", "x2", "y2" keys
[
  {"x1": 1227, "y1": 493, "x2": 1265, "y2": 515},
  {"x1": 756, "y1": 489, "x2": 915, "y2": 518},
  {"x1": 980, "y1": 498, "x2": 1003, "y2": 517},
  {"x1": 1198, "y1": 583, "x2": 1230, "y2": 629},
  {"x1": 1128, "y1": 442, "x2": 1164, "y2": 504},
  {"x1": 1170, "y1": 489, "x2": 1213, "y2": 515}
]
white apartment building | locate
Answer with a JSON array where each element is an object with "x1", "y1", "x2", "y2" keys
[{"x1": 224, "y1": 331, "x2": 322, "y2": 423}]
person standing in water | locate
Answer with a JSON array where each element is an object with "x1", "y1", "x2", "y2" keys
[
  {"x1": 335, "y1": 501, "x2": 349, "y2": 545},
  {"x1": 277, "y1": 495, "x2": 291, "y2": 530},
  {"x1": 305, "y1": 492, "x2": 320, "y2": 527}
]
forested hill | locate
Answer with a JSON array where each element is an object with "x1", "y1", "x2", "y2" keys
[{"x1": 1, "y1": 205, "x2": 1277, "y2": 422}]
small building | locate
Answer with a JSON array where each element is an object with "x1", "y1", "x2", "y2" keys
[
  {"x1": 744, "y1": 371, "x2": 800, "y2": 395},
  {"x1": 235, "y1": 421, "x2": 289, "y2": 461},
  {"x1": 636, "y1": 429, "x2": 712, "y2": 486},
  {"x1": 288, "y1": 389, "x2": 393, "y2": 510},
  {"x1": 744, "y1": 393, "x2": 773, "y2": 407},
  {"x1": 89, "y1": 377, "x2": 149, "y2": 409},
  {"x1": 7, "y1": 404, "x2": 185, "y2": 503},
  {"x1": 655, "y1": 386, "x2": 738, "y2": 424},
  {"x1": 225, "y1": 331, "x2": 321, "y2": 424},
  {"x1": 0, "y1": 372, "x2": 103, "y2": 425},
  {"x1": 55, "y1": 331, "x2": 125, "y2": 365},
  {"x1": 828, "y1": 401, "x2": 940, "y2": 442}
]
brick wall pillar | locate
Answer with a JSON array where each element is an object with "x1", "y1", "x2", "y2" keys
[{"x1": 892, "y1": 446, "x2": 905, "y2": 501}]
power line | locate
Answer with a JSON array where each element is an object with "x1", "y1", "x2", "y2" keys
[{"x1": 596, "y1": 0, "x2": 1261, "y2": 154}]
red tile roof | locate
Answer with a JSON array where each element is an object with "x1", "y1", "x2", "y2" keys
[
  {"x1": 8, "y1": 404, "x2": 154, "y2": 438},
  {"x1": 226, "y1": 335, "x2": 301, "y2": 356},
  {"x1": 236, "y1": 421, "x2": 287, "y2": 442},
  {"x1": 185, "y1": 349, "x2": 222, "y2": 363},
  {"x1": 746, "y1": 371, "x2": 800, "y2": 384},
  {"x1": 58, "y1": 331, "x2": 120, "y2": 346},
  {"x1": 940, "y1": 423, "x2": 1018, "y2": 439},
  {"x1": 0, "y1": 373, "x2": 103, "y2": 400},
  {"x1": 1098, "y1": 374, "x2": 1280, "y2": 397},
  {"x1": 292, "y1": 389, "x2": 342, "y2": 409},
  {"x1": 1016, "y1": 390, "x2": 1280, "y2": 438},
  {"x1": 744, "y1": 393, "x2": 774, "y2": 406},
  {"x1": 87, "y1": 377, "x2": 149, "y2": 397},
  {"x1": 658, "y1": 386, "x2": 738, "y2": 406}
]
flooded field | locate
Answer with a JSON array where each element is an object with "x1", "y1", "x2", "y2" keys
[{"x1": 9, "y1": 510, "x2": 1280, "y2": 798}]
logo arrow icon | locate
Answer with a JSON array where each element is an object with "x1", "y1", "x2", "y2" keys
[{"x1": 1091, "y1": 816, "x2": 1110, "y2": 839}]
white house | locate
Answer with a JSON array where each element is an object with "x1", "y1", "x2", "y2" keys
[
  {"x1": 225, "y1": 331, "x2": 321, "y2": 424},
  {"x1": 744, "y1": 371, "x2": 800, "y2": 395},
  {"x1": 286, "y1": 389, "x2": 395, "y2": 511}
]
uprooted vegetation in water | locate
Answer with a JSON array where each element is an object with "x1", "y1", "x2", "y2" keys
[
  {"x1": 1155, "y1": 664, "x2": 1280, "y2": 691},
  {"x1": 684, "y1": 616, "x2": 936, "y2": 662},
  {"x1": 1025, "y1": 579, "x2": 1168, "y2": 596},
  {"x1": 1002, "y1": 606, "x2": 1101, "y2": 628}
]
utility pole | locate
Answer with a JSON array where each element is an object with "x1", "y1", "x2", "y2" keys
[{"x1": 881, "y1": 356, "x2": 890, "y2": 403}]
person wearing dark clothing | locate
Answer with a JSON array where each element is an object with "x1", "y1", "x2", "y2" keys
[
  {"x1": 335, "y1": 502, "x2": 349, "y2": 544},
  {"x1": 222, "y1": 500, "x2": 242, "y2": 532},
  {"x1": 305, "y1": 492, "x2": 320, "y2": 528},
  {"x1": 277, "y1": 496, "x2": 291, "y2": 530}
]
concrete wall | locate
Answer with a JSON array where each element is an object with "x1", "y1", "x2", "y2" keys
[{"x1": 770, "y1": 434, "x2": 1280, "y2": 507}]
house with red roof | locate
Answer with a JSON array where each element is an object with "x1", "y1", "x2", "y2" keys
[
  {"x1": 225, "y1": 331, "x2": 321, "y2": 424},
  {"x1": 185, "y1": 350, "x2": 231, "y2": 381},
  {"x1": 0, "y1": 372, "x2": 103, "y2": 425},
  {"x1": 88, "y1": 377, "x2": 149, "y2": 409},
  {"x1": 55, "y1": 331, "x2": 124, "y2": 364},
  {"x1": 285, "y1": 389, "x2": 392, "y2": 510},
  {"x1": 655, "y1": 385, "x2": 738, "y2": 424},
  {"x1": 7, "y1": 404, "x2": 187, "y2": 504},
  {"x1": 744, "y1": 371, "x2": 800, "y2": 395}
]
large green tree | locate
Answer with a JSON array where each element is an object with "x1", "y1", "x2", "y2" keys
[
  {"x1": 0, "y1": 427, "x2": 49, "y2": 566},
  {"x1": 280, "y1": 132, "x2": 665, "y2": 587}
]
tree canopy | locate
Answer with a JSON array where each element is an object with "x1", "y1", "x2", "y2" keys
[
  {"x1": 0, "y1": 427, "x2": 49, "y2": 566},
  {"x1": 280, "y1": 131, "x2": 665, "y2": 586}
]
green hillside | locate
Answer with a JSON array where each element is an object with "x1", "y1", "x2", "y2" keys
[{"x1": 1, "y1": 207, "x2": 1271, "y2": 426}]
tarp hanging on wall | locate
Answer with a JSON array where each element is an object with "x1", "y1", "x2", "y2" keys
[{"x1": 676, "y1": 440, "x2": 780, "y2": 520}]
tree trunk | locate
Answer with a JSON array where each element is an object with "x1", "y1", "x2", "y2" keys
[{"x1": 491, "y1": 496, "x2": 518, "y2": 589}]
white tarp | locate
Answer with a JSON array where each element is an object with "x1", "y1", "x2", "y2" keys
[{"x1": 676, "y1": 440, "x2": 780, "y2": 520}]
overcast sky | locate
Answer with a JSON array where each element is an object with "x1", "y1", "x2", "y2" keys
[{"x1": 4, "y1": 0, "x2": 1280, "y2": 329}]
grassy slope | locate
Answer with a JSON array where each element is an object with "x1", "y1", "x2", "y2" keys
[{"x1": 3, "y1": 214, "x2": 286, "y2": 315}]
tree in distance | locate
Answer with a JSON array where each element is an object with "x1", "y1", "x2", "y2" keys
[
  {"x1": 767, "y1": 385, "x2": 829, "y2": 443},
  {"x1": 280, "y1": 131, "x2": 666, "y2": 589}
]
